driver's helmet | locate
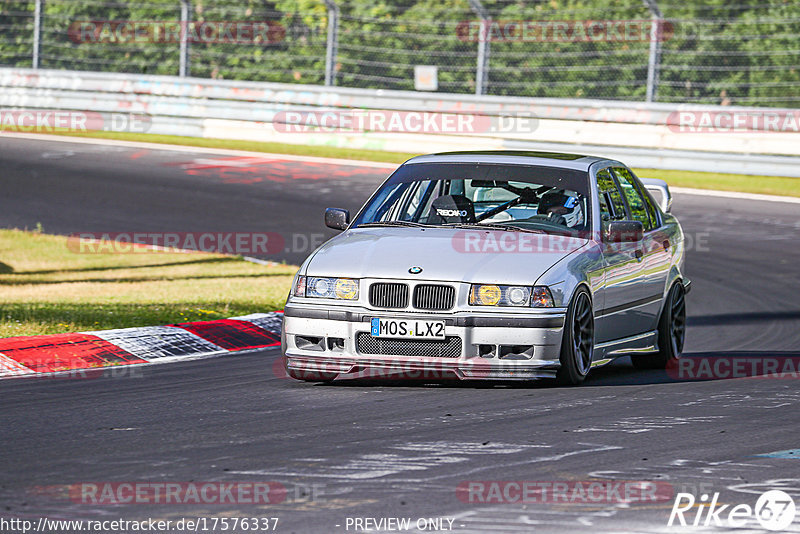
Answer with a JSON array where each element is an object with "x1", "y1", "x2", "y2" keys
[{"x1": 537, "y1": 190, "x2": 584, "y2": 228}]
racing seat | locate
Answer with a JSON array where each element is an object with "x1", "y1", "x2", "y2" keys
[{"x1": 427, "y1": 194, "x2": 476, "y2": 224}]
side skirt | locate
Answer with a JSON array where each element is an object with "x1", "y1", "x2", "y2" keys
[{"x1": 594, "y1": 330, "x2": 658, "y2": 364}]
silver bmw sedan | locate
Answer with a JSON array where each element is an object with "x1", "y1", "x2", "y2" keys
[{"x1": 282, "y1": 151, "x2": 689, "y2": 385}]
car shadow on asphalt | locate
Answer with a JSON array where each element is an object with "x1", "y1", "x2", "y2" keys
[
  {"x1": 316, "y1": 351, "x2": 800, "y2": 389},
  {"x1": 581, "y1": 351, "x2": 800, "y2": 387}
]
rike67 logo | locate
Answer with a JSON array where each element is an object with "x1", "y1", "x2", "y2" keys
[{"x1": 669, "y1": 490, "x2": 796, "y2": 531}]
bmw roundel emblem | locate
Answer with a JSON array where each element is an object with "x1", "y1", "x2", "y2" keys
[{"x1": 409, "y1": 266, "x2": 423, "y2": 274}]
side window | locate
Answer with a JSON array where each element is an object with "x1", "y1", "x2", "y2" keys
[
  {"x1": 613, "y1": 167, "x2": 654, "y2": 231},
  {"x1": 637, "y1": 183, "x2": 661, "y2": 229},
  {"x1": 595, "y1": 168, "x2": 627, "y2": 229},
  {"x1": 639, "y1": 188, "x2": 660, "y2": 229}
]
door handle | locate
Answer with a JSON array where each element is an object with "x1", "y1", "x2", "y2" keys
[
  {"x1": 663, "y1": 240, "x2": 671, "y2": 251},
  {"x1": 635, "y1": 249, "x2": 644, "y2": 260}
]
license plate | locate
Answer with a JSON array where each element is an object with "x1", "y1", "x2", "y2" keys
[{"x1": 370, "y1": 318, "x2": 446, "y2": 340}]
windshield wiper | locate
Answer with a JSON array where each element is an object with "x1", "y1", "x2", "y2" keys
[
  {"x1": 442, "y1": 222, "x2": 543, "y2": 234},
  {"x1": 357, "y1": 221, "x2": 434, "y2": 228}
]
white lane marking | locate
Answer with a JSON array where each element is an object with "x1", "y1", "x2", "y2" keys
[
  {"x1": 730, "y1": 479, "x2": 800, "y2": 497},
  {"x1": 0, "y1": 132, "x2": 399, "y2": 169},
  {"x1": 589, "y1": 459, "x2": 776, "y2": 501},
  {"x1": 371, "y1": 396, "x2": 621, "y2": 432},
  {"x1": 231, "y1": 441, "x2": 621, "y2": 483},
  {"x1": 41, "y1": 150, "x2": 75, "y2": 159},
  {"x1": 237, "y1": 453, "x2": 468, "y2": 480},
  {"x1": 571, "y1": 415, "x2": 724, "y2": 434},
  {"x1": 230, "y1": 441, "x2": 552, "y2": 480},
  {"x1": 429, "y1": 507, "x2": 744, "y2": 534},
  {"x1": 393, "y1": 442, "x2": 549, "y2": 455},
  {"x1": 678, "y1": 391, "x2": 800, "y2": 409},
  {"x1": 428, "y1": 443, "x2": 623, "y2": 483},
  {"x1": 409, "y1": 508, "x2": 631, "y2": 534},
  {"x1": 672, "y1": 186, "x2": 800, "y2": 205}
]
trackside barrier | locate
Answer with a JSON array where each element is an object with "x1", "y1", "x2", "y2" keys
[{"x1": 1, "y1": 68, "x2": 799, "y2": 177}]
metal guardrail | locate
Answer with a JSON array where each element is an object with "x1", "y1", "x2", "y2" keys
[
  {"x1": 1, "y1": 67, "x2": 799, "y2": 177},
  {"x1": 6, "y1": 67, "x2": 798, "y2": 125}
]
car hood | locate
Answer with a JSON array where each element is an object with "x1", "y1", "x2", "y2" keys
[{"x1": 304, "y1": 227, "x2": 588, "y2": 284}]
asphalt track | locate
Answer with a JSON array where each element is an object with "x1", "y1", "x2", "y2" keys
[{"x1": 1, "y1": 136, "x2": 800, "y2": 533}]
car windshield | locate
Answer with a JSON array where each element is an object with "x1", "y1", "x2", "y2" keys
[{"x1": 352, "y1": 162, "x2": 591, "y2": 235}]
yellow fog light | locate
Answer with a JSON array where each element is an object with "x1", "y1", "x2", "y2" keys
[
  {"x1": 472, "y1": 284, "x2": 502, "y2": 306},
  {"x1": 334, "y1": 278, "x2": 359, "y2": 300}
]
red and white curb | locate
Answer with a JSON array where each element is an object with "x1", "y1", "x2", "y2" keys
[{"x1": 0, "y1": 312, "x2": 283, "y2": 379}]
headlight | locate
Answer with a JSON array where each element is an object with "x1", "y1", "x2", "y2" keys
[
  {"x1": 470, "y1": 284, "x2": 531, "y2": 307},
  {"x1": 299, "y1": 276, "x2": 360, "y2": 300},
  {"x1": 334, "y1": 278, "x2": 359, "y2": 299},
  {"x1": 469, "y1": 284, "x2": 554, "y2": 307}
]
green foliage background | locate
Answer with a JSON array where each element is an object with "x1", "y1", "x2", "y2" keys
[{"x1": 1, "y1": 0, "x2": 797, "y2": 106}]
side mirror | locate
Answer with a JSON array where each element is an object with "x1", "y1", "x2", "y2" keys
[
  {"x1": 606, "y1": 220, "x2": 644, "y2": 243},
  {"x1": 325, "y1": 207, "x2": 350, "y2": 231}
]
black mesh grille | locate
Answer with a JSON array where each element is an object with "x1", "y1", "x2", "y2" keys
[
  {"x1": 369, "y1": 283, "x2": 409, "y2": 309},
  {"x1": 413, "y1": 284, "x2": 456, "y2": 310},
  {"x1": 356, "y1": 333, "x2": 462, "y2": 358}
]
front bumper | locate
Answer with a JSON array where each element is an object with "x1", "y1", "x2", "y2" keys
[{"x1": 282, "y1": 303, "x2": 567, "y2": 381}]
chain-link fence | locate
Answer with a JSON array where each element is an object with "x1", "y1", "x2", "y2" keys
[{"x1": 1, "y1": 0, "x2": 798, "y2": 107}]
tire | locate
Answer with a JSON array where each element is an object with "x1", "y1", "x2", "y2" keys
[
  {"x1": 632, "y1": 282, "x2": 686, "y2": 370},
  {"x1": 556, "y1": 288, "x2": 594, "y2": 385}
]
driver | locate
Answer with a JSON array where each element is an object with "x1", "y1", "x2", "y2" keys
[{"x1": 537, "y1": 190, "x2": 584, "y2": 228}]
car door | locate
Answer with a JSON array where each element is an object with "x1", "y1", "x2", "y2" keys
[
  {"x1": 612, "y1": 166, "x2": 670, "y2": 334},
  {"x1": 594, "y1": 167, "x2": 648, "y2": 342}
]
